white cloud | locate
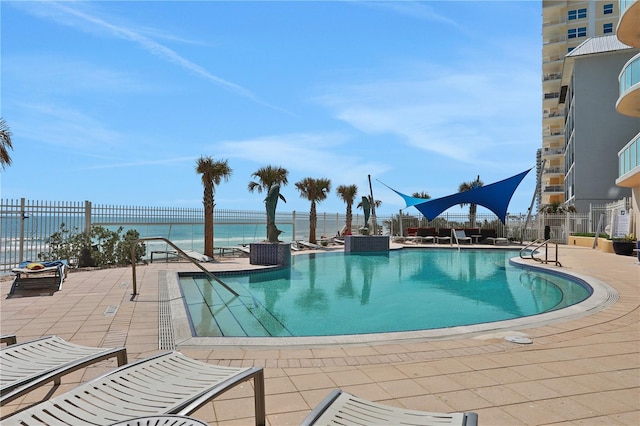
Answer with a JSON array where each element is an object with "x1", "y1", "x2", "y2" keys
[
  {"x1": 315, "y1": 59, "x2": 540, "y2": 166},
  {"x1": 13, "y1": 1, "x2": 285, "y2": 111}
]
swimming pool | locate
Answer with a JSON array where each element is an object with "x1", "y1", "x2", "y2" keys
[{"x1": 177, "y1": 250, "x2": 593, "y2": 338}]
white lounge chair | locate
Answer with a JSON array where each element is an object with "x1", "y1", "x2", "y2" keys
[
  {"x1": 2, "y1": 351, "x2": 265, "y2": 426},
  {"x1": 296, "y1": 241, "x2": 332, "y2": 251},
  {"x1": 110, "y1": 415, "x2": 208, "y2": 426},
  {"x1": 302, "y1": 389, "x2": 478, "y2": 426},
  {"x1": 1, "y1": 335, "x2": 127, "y2": 406},
  {"x1": 453, "y1": 230, "x2": 472, "y2": 245}
]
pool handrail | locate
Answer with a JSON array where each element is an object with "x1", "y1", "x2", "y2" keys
[
  {"x1": 130, "y1": 237, "x2": 239, "y2": 297},
  {"x1": 520, "y1": 238, "x2": 562, "y2": 266}
]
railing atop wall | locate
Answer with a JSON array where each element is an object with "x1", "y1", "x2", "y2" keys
[{"x1": 1, "y1": 197, "x2": 631, "y2": 273}]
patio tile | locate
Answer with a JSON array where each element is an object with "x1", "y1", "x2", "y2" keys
[{"x1": 0, "y1": 246, "x2": 638, "y2": 425}]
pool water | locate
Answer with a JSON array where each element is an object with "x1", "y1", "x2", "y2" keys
[{"x1": 178, "y1": 250, "x2": 591, "y2": 337}]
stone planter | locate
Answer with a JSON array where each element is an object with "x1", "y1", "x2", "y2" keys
[
  {"x1": 249, "y1": 242, "x2": 291, "y2": 266},
  {"x1": 612, "y1": 241, "x2": 636, "y2": 256}
]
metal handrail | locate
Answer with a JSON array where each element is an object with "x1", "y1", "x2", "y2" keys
[
  {"x1": 130, "y1": 237, "x2": 239, "y2": 296},
  {"x1": 520, "y1": 238, "x2": 562, "y2": 266}
]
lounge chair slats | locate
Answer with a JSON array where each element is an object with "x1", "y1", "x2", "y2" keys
[
  {"x1": 0, "y1": 335, "x2": 127, "y2": 406},
  {"x1": 3, "y1": 351, "x2": 266, "y2": 426},
  {"x1": 302, "y1": 389, "x2": 477, "y2": 426},
  {"x1": 110, "y1": 415, "x2": 208, "y2": 426}
]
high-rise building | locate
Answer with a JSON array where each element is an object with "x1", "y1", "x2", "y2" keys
[
  {"x1": 540, "y1": 1, "x2": 621, "y2": 209},
  {"x1": 615, "y1": 0, "x2": 640, "y2": 237},
  {"x1": 561, "y1": 35, "x2": 638, "y2": 212}
]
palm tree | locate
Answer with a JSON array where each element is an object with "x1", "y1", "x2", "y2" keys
[
  {"x1": 458, "y1": 176, "x2": 483, "y2": 228},
  {"x1": 295, "y1": 177, "x2": 331, "y2": 244},
  {"x1": 0, "y1": 118, "x2": 13, "y2": 170},
  {"x1": 196, "y1": 156, "x2": 232, "y2": 258},
  {"x1": 336, "y1": 184, "x2": 358, "y2": 235},
  {"x1": 248, "y1": 165, "x2": 289, "y2": 242},
  {"x1": 411, "y1": 191, "x2": 431, "y2": 199}
]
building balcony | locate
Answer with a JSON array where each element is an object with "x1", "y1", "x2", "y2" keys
[
  {"x1": 543, "y1": 130, "x2": 564, "y2": 138},
  {"x1": 543, "y1": 185, "x2": 565, "y2": 193},
  {"x1": 543, "y1": 35, "x2": 568, "y2": 45},
  {"x1": 543, "y1": 1, "x2": 567, "y2": 10},
  {"x1": 542, "y1": 147, "x2": 564, "y2": 157},
  {"x1": 616, "y1": 132, "x2": 640, "y2": 187},
  {"x1": 544, "y1": 166, "x2": 565, "y2": 175},
  {"x1": 543, "y1": 55, "x2": 564, "y2": 64},
  {"x1": 616, "y1": 53, "x2": 640, "y2": 117},
  {"x1": 543, "y1": 110, "x2": 565, "y2": 120},
  {"x1": 543, "y1": 17, "x2": 567, "y2": 27},
  {"x1": 617, "y1": 0, "x2": 639, "y2": 47},
  {"x1": 543, "y1": 73, "x2": 562, "y2": 81}
]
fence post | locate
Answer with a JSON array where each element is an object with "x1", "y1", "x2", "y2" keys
[
  {"x1": 19, "y1": 198, "x2": 26, "y2": 263},
  {"x1": 292, "y1": 211, "x2": 296, "y2": 242},
  {"x1": 84, "y1": 200, "x2": 92, "y2": 234}
]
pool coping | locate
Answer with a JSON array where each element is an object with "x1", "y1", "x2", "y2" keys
[{"x1": 164, "y1": 255, "x2": 619, "y2": 349}]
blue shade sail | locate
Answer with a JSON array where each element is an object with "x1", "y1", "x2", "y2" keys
[{"x1": 382, "y1": 169, "x2": 532, "y2": 223}]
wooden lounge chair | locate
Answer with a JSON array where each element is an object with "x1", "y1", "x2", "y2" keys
[
  {"x1": 2, "y1": 351, "x2": 266, "y2": 426},
  {"x1": 302, "y1": 389, "x2": 478, "y2": 426},
  {"x1": 10, "y1": 260, "x2": 68, "y2": 295},
  {"x1": 1, "y1": 335, "x2": 127, "y2": 406}
]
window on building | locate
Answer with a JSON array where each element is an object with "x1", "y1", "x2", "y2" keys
[
  {"x1": 604, "y1": 23, "x2": 613, "y2": 33},
  {"x1": 568, "y1": 47, "x2": 575, "y2": 53},
  {"x1": 603, "y1": 4, "x2": 613, "y2": 14},
  {"x1": 568, "y1": 8, "x2": 587, "y2": 20},
  {"x1": 568, "y1": 27, "x2": 586, "y2": 39}
]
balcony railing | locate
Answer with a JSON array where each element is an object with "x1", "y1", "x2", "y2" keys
[
  {"x1": 542, "y1": 147, "x2": 564, "y2": 156},
  {"x1": 543, "y1": 55, "x2": 564, "y2": 63},
  {"x1": 617, "y1": 54, "x2": 640, "y2": 116},
  {"x1": 543, "y1": 185, "x2": 565, "y2": 193},
  {"x1": 543, "y1": 73, "x2": 562, "y2": 81},
  {"x1": 543, "y1": 35, "x2": 567, "y2": 44},
  {"x1": 618, "y1": 132, "x2": 640, "y2": 177},
  {"x1": 544, "y1": 166, "x2": 565, "y2": 174},
  {"x1": 543, "y1": 111, "x2": 565, "y2": 119}
]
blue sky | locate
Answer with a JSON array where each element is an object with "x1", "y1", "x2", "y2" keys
[{"x1": 1, "y1": 1, "x2": 542, "y2": 217}]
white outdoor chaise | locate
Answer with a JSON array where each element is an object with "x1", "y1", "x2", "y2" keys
[
  {"x1": 1, "y1": 335, "x2": 128, "y2": 406},
  {"x1": 301, "y1": 389, "x2": 478, "y2": 426},
  {"x1": 453, "y1": 230, "x2": 472, "y2": 245},
  {"x1": 2, "y1": 351, "x2": 266, "y2": 426}
]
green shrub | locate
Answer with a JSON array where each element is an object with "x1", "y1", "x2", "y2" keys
[{"x1": 38, "y1": 224, "x2": 146, "y2": 267}]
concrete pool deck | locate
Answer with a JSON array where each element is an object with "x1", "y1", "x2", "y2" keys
[{"x1": 1, "y1": 245, "x2": 638, "y2": 425}]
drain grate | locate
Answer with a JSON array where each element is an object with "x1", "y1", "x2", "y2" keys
[
  {"x1": 158, "y1": 274, "x2": 175, "y2": 350},
  {"x1": 103, "y1": 305, "x2": 119, "y2": 316}
]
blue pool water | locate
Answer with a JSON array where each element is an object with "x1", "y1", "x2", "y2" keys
[{"x1": 178, "y1": 250, "x2": 592, "y2": 337}]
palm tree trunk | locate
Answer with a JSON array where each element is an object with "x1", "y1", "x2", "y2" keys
[
  {"x1": 203, "y1": 185, "x2": 214, "y2": 258},
  {"x1": 310, "y1": 202, "x2": 317, "y2": 244}
]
